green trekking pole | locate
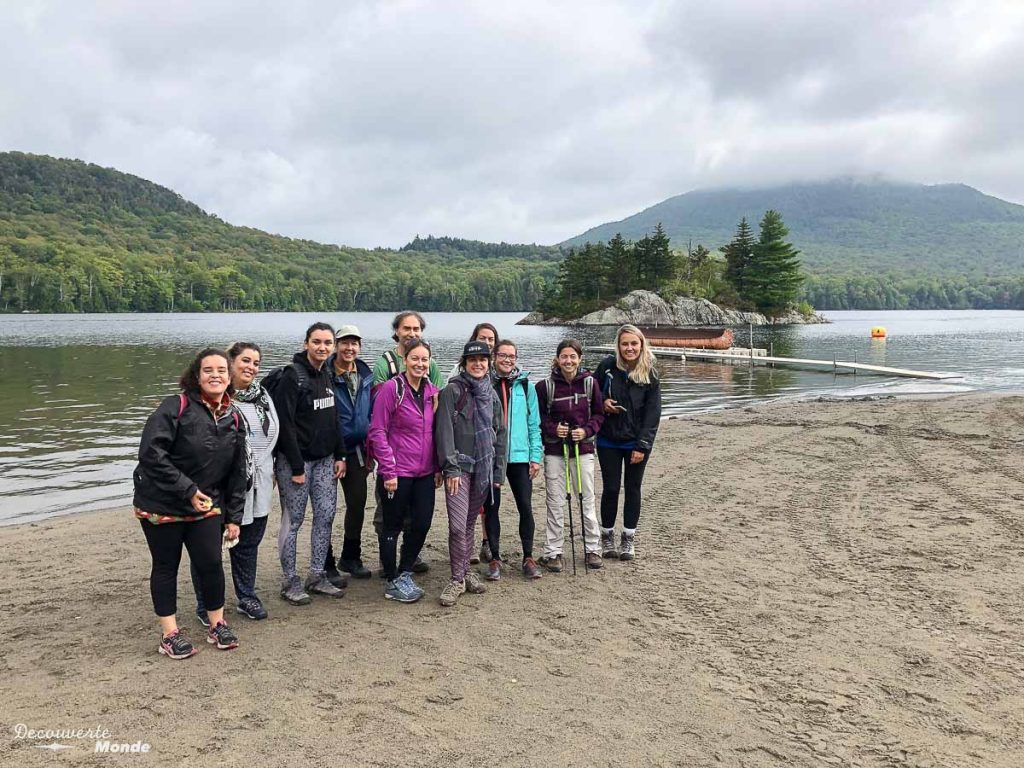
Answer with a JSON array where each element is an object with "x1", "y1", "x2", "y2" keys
[
  {"x1": 562, "y1": 432, "x2": 577, "y2": 576},
  {"x1": 573, "y1": 438, "x2": 589, "y2": 574}
]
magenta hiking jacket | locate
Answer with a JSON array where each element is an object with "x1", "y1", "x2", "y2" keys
[{"x1": 368, "y1": 375, "x2": 440, "y2": 480}]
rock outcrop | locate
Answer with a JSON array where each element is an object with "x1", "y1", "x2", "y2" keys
[{"x1": 518, "y1": 290, "x2": 828, "y2": 326}]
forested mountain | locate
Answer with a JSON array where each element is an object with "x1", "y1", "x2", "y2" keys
[
  {"x1": 564, "y1": 178, "x2": 1024, "y2": 309},
  {"x1": 0, "y1": 153, "x2": 559, "y2": 313}
]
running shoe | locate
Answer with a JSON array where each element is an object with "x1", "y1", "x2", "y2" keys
[
  {"x1": 207, "y1": 621, "x2": 239, "y2": 650},
  {"x1": 522, "y1": 557, "x2": 542, "y2": 580},
  {"x1": 465, "y1": 570, "x2": 487, "y2": 594},
  {"x1": 439, "y1": 579, "x2": 466, "y2": 607},
  {"x1": 159, "y1": 629, "x2": 198, "y2": 660},
  {"x1": 486, "y1": 559, "x2": 502, "y2": 581},
  {"x1": 236, "y1": 597, "x2": 268, "y2": 620}
]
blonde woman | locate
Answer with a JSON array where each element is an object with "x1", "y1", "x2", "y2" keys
[{"x1": 594, "y1": 325, "x2": 661, "y2": 560}]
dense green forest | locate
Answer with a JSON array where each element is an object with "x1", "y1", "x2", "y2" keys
[
  {"x1": 3, "y1": 152, "x2": 1023, "y2": 313},
  {"x1": 0, "y1": 153, "x2": 559, "y2": 313}
]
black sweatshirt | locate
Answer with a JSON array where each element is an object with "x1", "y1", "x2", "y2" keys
[
  {"x1": 272, "y1": 351, "x2": 346, "y2": 474},
  {"x1": 593, "y1": 355, "x2": 662, "y2": 454},
  {"x1": 132, "y1": 392, "x2": 248, "y2": 523}
]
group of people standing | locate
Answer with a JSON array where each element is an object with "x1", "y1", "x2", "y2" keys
[{"x1": 133, "y1": 313, "x2": 662, "y2": 659}]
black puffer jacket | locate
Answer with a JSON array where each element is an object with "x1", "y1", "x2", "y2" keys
[
  {"x1": 594, "y1": 355, "x2": 662, "y2": 454},
  {"x1": 133, "y1": 392, "x2": 247, "y2": 523}
]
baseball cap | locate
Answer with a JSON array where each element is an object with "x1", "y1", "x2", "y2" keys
[{"x1": 335, "y1": 324, "x2": 362, "y2": 341}]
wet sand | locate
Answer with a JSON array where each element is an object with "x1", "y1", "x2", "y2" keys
[{"x1": 2, "y1": 392, "x2": 1024, "y2": 767}]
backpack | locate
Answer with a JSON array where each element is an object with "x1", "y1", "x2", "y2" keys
[
  {"x1": 394, "y1": 375, "x2": 469, "y2": 412},
  {"x1": 261, "y1": 362, "x2": 310, "y2": 401},
  {"x1": 382, "y1": 349, "x2": 401, "y2": 379},
  {"x1": 177, "y1": 393, "x2": 239, "y2": 430},
  {"x1": 541, "y1": 374, "x2": 594, "y2": 416}
]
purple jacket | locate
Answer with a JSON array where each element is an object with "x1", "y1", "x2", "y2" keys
[
  {"x1": 535, "y1": 368, "x2": 605, "y2": 456},
  {"x1": 368, "y1": 376, "x2": 440, "y2": 481}
]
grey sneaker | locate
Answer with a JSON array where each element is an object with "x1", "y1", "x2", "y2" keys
[
  {"x1": 324, "y1": 566, "x2": 349, "y2": 590},
  {"x1": 439, "y1": 579, "x2": 466, "y2": 607},
  {"x1": 280, "y1": 576, "x2": 312, "y2": 605},
  {"x1": 398, "y1": 572, "x2": 425, "y2": 600},
  {"x1": 306, "y1": 572, "x2": 345, "y2": 598},
  {"x1": 619, "y1": 531, "x2": 636, "y2": 561},
  {"x1": 486, "y1": 559, "x2": 502, "y2": 581},
  {"x1": 465, "y1": 570, "x2": 487, "y2": 594},
  {"x1": 385, "y1": 576, "x2": 421, "y2": 603},
  {"x1": 601, "y1": 529, "x2": 619, "y2": 559}
]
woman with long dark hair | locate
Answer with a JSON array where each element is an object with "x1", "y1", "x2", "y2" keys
[
  {"x1": 367, "y1": 338, "x2": 441, "y2": 603},
  {"x1": 134, "y1": 348, "x2": 247, "y2": 659},
  {"x1": 595, "y1": 325, "x2": 662, "y2": 560}
]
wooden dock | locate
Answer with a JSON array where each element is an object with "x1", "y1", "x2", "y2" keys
[{"x1": 589, "y1": 346, "x2": 963, "y2": 381}]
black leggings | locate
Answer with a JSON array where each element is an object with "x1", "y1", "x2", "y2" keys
[
  {"x1": 324, "y1": 460, "x2": 371, "y2": 568},
  {"x1": 140, "y1": 515, "x2": 224, "y2": 618},
  {"x1": 597, "y1": 446, "x2": 648, "y2": 530},
  {"x1": 378, "y1": 475, "x2": 435, "y2": 580},
  {"x1": 482, "y1": 462, "x2": 535, "y2": 560}
]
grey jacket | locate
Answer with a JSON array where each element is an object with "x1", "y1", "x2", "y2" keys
[{"x1": 434, "y1": 376, "x2": 508, "y2": 484}]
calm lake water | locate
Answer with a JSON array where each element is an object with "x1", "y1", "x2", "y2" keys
[{"x1": 2, "y1": 310, "x2": 1023, "y2": 524}]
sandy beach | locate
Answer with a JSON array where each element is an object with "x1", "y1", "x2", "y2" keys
[{"x1": 2, "y1": 392, "x2": 1024, "y2": 767}]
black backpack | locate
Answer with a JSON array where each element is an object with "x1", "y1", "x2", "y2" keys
[{"x1": 261, "y1": 362, "x2": 310, "y2": 401}]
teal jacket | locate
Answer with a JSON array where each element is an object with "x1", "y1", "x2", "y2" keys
[{"x1": 494, "y1": 371, "x2": 543, "y2": 465}]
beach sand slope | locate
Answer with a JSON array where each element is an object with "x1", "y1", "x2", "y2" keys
[{"x1": 2, "y1": 393, "x2": 1023, "y2": 766}]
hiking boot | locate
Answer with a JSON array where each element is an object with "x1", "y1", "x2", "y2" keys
[
  {"x1": 236, "y1": 597, "x2": 268, "y2": 621},
  {"x1": 585, "y1": 552, "x2": 603, "y2": 570},
  {"x1": 465, "y1": 570, "x2": 487, "y2": 594},
  {"x1": 619, "y1": 531, "x2": 636, "y2": 561},
  {"x1": 195, "y1": 608, "x2": 211, "y2": 628},
  {"x1": 280, "y1": 576, "x2": 312, "y2": 606},
  {"x1": 601, "y1": 528, "x2": 619, "y2": 559},
  {"x1": 385, "y1": 576, "x2": 422, "y2": 603},
  {"x1": 538, "y1": 554, "x2": 563, "y2": 573},
  {"x1": 522, "y1": 557, "x2": 542, "y2": 580},
  {"x1": 325, "y1": 566, "x2": 349, "y2": 590},
  {"x1": 305, "y1": 572, "x2": 345, "y2": 598},
  {"x1": 159, "y1": 629, "x2": 198, "y2": 660},
  {"x1": 486, "y1": 559, "x2": 502, "y2": 581},
  {"x1": 339, "y1": 558, "x2": 372, "y2": 579},
  {"x1": 207, "y1": 621, "x2": 239, "y2": 650},
  {"x1": 398, "y1": 571, "x2": 425, "y2": 601},
  {"x1": 439, "y1": 579, "x2": 466, "y2": 607},
  {"x1": 412, "y1": 556, "x2": 430, "y2": 574}
]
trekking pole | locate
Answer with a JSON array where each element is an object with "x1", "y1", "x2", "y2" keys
[
  {"x1": 562, "y1": 431, "x2": 577, "y2": 576},
  {"x1": 573, "y1": 438, "x2": 588, "y2": 575}
]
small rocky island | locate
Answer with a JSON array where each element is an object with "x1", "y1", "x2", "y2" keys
[{"x1": 517, "y1": 290, "x2": 828, "y2": 326}]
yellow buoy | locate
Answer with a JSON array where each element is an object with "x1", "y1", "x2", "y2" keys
[{"x1": 870, "y1": 326, "x2": 887, "y2": 339}]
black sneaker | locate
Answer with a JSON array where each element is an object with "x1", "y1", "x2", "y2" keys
[
  {"x1": 206, "y1": 621, "x2": 239, "y2": 650},
  {"x1": 159, "y1": 629, "x2": 198, "y2": 660},
  {"x1": 339, "y1": 558, "x2": 372, "y2": 579},
  {"x1": 236, "y1": 597, "x2": 268, "y2": 621},
  {"x1": 195, "y1": 608, "x2": 211, "y2": 628},
  {"x1": 412, "y1": 557, "x2": 430, "y2": 574}
]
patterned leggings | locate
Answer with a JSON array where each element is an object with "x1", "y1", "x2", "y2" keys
[
  {"x1": 445, "y1": 472, "x2": 489, "y2": 582},
  {"x1": 276, "y1": 456, "x2": 338, "y2": 581}
]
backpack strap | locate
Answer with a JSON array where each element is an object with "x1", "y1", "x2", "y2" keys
[
  {"x1": 178, "y1": 393, "x2": 188, "y2": 418},
  {"x1": 383, "y1": 350, "x2": 400, "y2": 379},
  {"x1": 394, "y1": 375, "x2": 406, "y2": 408}
]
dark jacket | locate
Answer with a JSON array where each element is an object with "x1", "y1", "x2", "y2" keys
[
  {"x1": 535, "y1": 368, "x2": 605, "y2": 456},
  {"x1": 594, "y1": 355, "x2": 662, "y2": 454},
  {"x1": 329, "y1": 355, "x2": 373, "y2": 458},
  {"x1": 435, "y1": 374, "x2": 508, "y2": 483},
  {"x1": 132, "y1": 392, "x2": 247, "y2": 524},
  {"x1": 272, "y1": 352, "x2": 346, "y2": 474}
]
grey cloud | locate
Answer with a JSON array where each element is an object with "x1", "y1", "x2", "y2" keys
[{"x1": 0, "y1": 0, "x2": 1022, "y2": 247}]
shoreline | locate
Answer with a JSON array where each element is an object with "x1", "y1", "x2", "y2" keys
[{"x1": 3, "y1": 392, "x2": 1024, "y2": 766}]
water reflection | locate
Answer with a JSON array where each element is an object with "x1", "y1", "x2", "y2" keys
[{"x1": 2, "y1": 309, "x2": 1023, "y2": 523}]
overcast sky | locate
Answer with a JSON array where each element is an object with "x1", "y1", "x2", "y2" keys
[{"x1": 2, "y1": 0, "x2": 1022, "y2": 248}]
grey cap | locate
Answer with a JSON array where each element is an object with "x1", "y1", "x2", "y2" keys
[{"x1": 335, "y1": 324, "x2": 362, "y2": 341}]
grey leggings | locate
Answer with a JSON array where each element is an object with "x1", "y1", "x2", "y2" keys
[{"x1": 276, "y1": 456, "x2": 338, "y2": 581}]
